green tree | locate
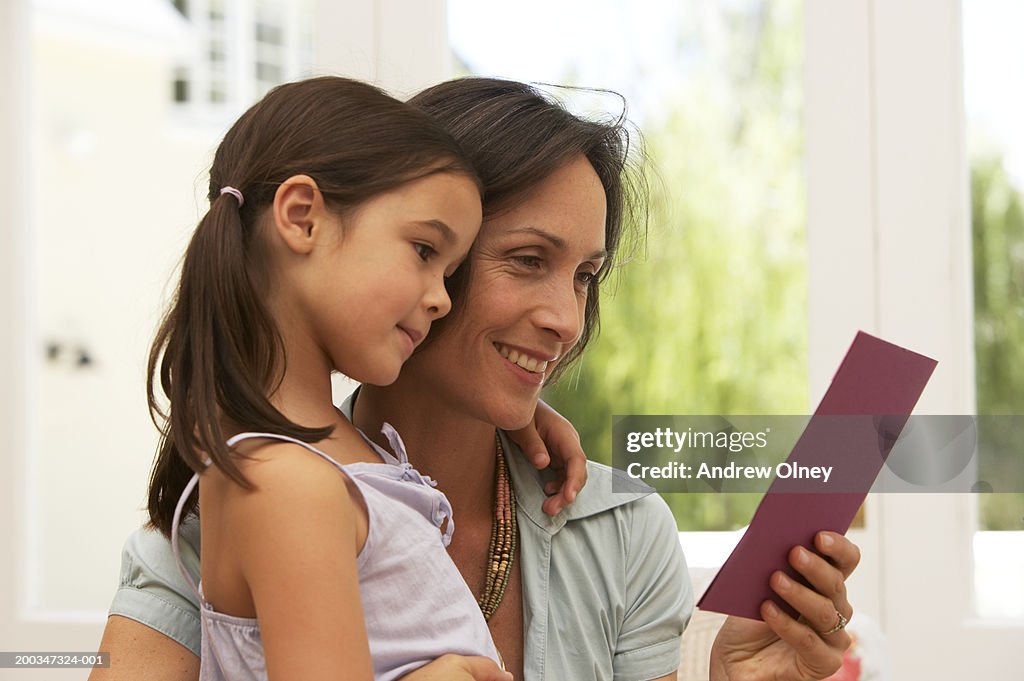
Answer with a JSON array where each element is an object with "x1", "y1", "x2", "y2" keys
[
  {"x1": 972, "y1": 153, "x2": 1024, "y2": 530},
  {"x1": 546, "y1": 0, "x2": 807, "y2": 530}
]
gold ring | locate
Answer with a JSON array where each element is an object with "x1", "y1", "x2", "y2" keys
[{"x1": 819, "y1": 610, "x2": 849, "y2": 636}]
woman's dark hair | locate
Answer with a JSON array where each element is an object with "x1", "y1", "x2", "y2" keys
[
  {"x1": 147, "y1": 76, "x2": 479, "y2": 536},
  {"x1": 407, "y1": 78, "x2": 648, "y2": 380}
]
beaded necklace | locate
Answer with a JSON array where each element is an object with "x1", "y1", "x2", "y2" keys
[{"x1": 477, "y1": 432, "x2": 517, "y2": 621}]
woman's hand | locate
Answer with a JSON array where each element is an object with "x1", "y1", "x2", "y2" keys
[
  {"x1": 400, "y1": 655, "x2": 513, "y2": 681},
  {"x1": 709, "y1": 531, "x2": 860, "y2": 681},
  {"x1": 507, "y1": 399, "x2": 588, "y2": 516}
]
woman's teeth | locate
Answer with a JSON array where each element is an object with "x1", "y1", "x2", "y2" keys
[{"x1": 495, "y1": 343, "x2": 548, "y2": 374}]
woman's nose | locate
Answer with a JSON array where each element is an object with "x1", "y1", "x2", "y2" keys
[{"x1": 535, "y1": 277, "x2": 584, "y2": 344}]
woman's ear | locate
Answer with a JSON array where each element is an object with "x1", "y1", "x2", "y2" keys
[{"x1": 271, "y1": 175, "x2": 328, "y2": 255}]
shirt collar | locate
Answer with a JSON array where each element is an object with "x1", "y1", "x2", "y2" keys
[
  {"x1": 498, "y1": 429, "x2": 653, "y2": 534},
  {"x1": 339, "y1": 389, "x2": 358, "y2": 420}
]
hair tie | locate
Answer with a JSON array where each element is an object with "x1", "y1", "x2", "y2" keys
[{"x1": 219, "y1": 186, "x2": 244, "y2": 207}]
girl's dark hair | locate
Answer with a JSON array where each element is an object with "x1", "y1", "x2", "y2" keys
[
  {"x1": 147, "y1": 76, "x2": 479, "y2": 536},
  {"x1": 407, "y1": 78, "x2": 648, "y2": 380}
]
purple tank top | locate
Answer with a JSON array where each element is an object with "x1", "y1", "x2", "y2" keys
[{"x1": 170, "y1": 424, "x2": 500, "y2": 680}]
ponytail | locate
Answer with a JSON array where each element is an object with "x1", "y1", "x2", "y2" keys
[{"x1": 146, "y1": 192, "x2": 331, "y2": 536}]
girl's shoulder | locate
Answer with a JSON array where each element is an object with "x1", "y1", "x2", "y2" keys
[
  {"x1": 197, "y1": 437, "x2": 371, "y2": 624},
  {"x1": 225, "y1": 424, "x2": 382, "y2": 470},
  {"x1": 201, "y1": 436, "x2": 362, "y2": 516}
]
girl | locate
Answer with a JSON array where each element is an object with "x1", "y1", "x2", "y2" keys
[{"x1": 146, "y1": 76, "x2": 507, "y2": 681}]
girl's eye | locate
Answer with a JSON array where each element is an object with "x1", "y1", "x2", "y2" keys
[{"x1": 414, "y1": 243, "x2": 437, "y2": 261}]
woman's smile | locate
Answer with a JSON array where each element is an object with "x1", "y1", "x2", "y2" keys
[{"x1": 493, "y1": 342, "x2": 556, "y2": 383}]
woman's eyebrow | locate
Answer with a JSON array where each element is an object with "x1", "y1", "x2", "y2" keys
[
  {"x1": 510, "y1": 226, "x2": 566, "y2": 248},
  {"x1": 508, "y1": 226, "x2": 608, "y2": 260},
  {"x1": 413, "y1": 219, "x2": 457, "y2": 244}
]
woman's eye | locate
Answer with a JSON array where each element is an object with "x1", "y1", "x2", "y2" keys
[
  {"x1": 576, "y1": 271, "x2": 596, "y2": 285},
  {"x1": 512, "y1": 255, "x2": 543, "y2": 269},
  {"x1": 414, "y1": 243, "x2": 437, "y2": 261}
]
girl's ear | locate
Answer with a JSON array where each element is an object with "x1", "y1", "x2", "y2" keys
[{"x1": 272, "y1": 175, "x2": 329, "y2": 255}]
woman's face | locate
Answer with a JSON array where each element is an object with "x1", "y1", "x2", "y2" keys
[{"x1": 400, "y1": 155, "x2": 607, "y2": 429}]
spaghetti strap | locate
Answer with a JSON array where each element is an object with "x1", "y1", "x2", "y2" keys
[
  {"x1": 226, "y1": 431, "x2": 349, "y2": 470},
  {"x1": 171, "y1": 471, "x2": 202, "y2": 600},
  {"x1": 379, "y1": 423, "x2": 410, "y2": 465},
  {"x1": 169, "y1": 432, "x2": 346, "y2": 601}
]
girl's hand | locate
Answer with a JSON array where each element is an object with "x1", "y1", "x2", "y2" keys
[
  {"x1": 507, "y1": 399, "x2": 588, "y2": 516},
  {"x1": 401, "y1": 655, "x2": 513, "y2": 681},
  {"x1": 709, "y1": 531, "x2": 860, "y2": 681}
]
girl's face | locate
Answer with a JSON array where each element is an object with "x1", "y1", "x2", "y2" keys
[
  {"x1": 398, "y1": 156, "x2": 608, "y2": 428},
  {"x1": 283, "y1": 171, "x2": 481, "y2": 387}
]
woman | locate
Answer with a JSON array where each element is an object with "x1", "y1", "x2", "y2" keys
[{"x1": 94, "y1": 77, "x2": 858, "y2": 681}]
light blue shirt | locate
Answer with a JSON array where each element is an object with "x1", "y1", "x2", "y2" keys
[{"x1": 111, "y1": 395, "x2": 692, "y2": 681}]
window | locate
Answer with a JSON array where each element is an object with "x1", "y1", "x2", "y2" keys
[
  {"x1": 963, "y1": 0, "x2": 1024, "y2": 619},
  {"x1": 172, "y1": 67, "x2": 190, "y2": 103},
  {"x1": 169, "y1": 0, "x2": 312, "y2": 116}
]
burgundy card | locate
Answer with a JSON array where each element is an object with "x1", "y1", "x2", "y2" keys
[{"x1": 696, "y1": 331, "x2": 937, "y2": 620}]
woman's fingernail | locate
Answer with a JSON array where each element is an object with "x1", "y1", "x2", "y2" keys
[
  {"x1": 820, "y1": 533, "x2": 834, "y2": 548},
  {"x1": 776, "y1": 573, "x2": 792, "y2": 590},
  {"x1": 764, "y1": 601, "x2": 779, "y2": 618},
  {"x1": 796, "y1": 547, "x2": 811, "y2": 566}
]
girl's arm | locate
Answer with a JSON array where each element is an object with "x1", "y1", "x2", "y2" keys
[
  {"x1": 507, "y1": 399, "x2": 589, "y2": 516},
  {"x1": 221, "y1": 447, "x2": 512, "y2": 681},
  {"x1": 401, "y1": 656, "x2": 512, "y2": 681},
  {"x1": 215, "y1": 445, "x2": 373, "y2": 681}
]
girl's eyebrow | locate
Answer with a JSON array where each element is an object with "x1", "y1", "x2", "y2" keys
[
  {"x1": 413, "y1": 219, "x2": 457, "y2": 245},
  {"x1": 506, "y1": 225, "x2": 608, "y2": 261}
]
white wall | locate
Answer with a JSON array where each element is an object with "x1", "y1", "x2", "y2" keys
[
  {"x1": 28, "y1": 28, "x2": 215, "y2": 615},
  {"x1": 0, "y1": 0, "x2": 35, "y2": 653}
]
